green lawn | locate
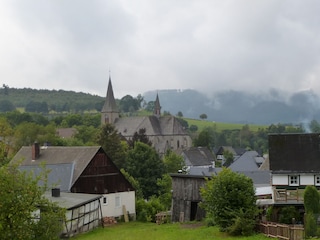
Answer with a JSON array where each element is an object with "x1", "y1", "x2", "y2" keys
[{"x1": 73, "y1": 222, "x2": 269, "y2": 240}]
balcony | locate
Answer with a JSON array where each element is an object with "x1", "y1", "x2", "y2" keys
[{"x1": 273, "y1": 188, "x2": 304, "y2": 204}]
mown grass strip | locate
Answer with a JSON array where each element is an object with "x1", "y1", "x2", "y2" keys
[{"x1": 73, "y1": 222, "x2": 269, "y2": 240}]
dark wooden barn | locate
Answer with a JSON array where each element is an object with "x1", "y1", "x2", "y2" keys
[{"x1": 170, "y1": 174, "x2": 207, "y2": 222}]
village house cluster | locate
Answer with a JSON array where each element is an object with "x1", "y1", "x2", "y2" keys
[{"x1": 11, "y1": 77, "x2": 317, "y2": 237}]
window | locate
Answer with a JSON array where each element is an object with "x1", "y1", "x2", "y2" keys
[
  {"x1": 102, "y1": 196, "x2": 108, "y2": 205},
  {"x1": 115, "y1": 195, "x2": 121, "y2": 208},
  {"x1": 289, "y1": 175, "x2": 299, "y2": 186},
  {"x1": 315, "y1": 175, "x2": 320, "y2": 186}
]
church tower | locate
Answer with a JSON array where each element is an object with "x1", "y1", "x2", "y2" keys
[
  {"x1": 101, "y1": 75, "x2": 119, "y2": 125},
  {"x1": 153, "y1": 93, "x2": 161, "y2": 118}
]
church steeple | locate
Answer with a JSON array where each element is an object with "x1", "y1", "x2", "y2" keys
[
  {"x1": 153, "y1": 93, "x2": 161, "y2": 118},
  {"x1": 101, "y1": 75, "x2": 119, "y2": 125}
]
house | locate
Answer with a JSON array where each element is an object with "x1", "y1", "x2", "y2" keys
[
  {"x1": 228, "y1": 150, "x2": 265, "y2": 172},
  {"x1": 269, "y1": 133, "x2": 320, "y2": 205},
  {"x1": 56, "y1": 128, "x2": 77, "y2": 139},
  {"x1": 101, "y1": 77, "x2": 192, "y2": 156},
  {"x1": 179, "y1": 146, "x2": 216, "y2": 171},
  {"x1": 45, "y1": 189, "x2": 103, "y2": 238},
  {"x1": 214, "y1": 146, "x2": 246, "y2": 165},
  {"x1": 11, "y1": 143, "x2": 136, "y2": 220}
]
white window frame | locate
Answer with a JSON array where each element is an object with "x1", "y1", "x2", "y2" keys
[
  {"x1": 289, "y1": 175, "x2": 299, "y2": 186},
  {"x1": 315, "y1": 175, "x2": 320, "y2": 186},
  {"x1": 102, "y1": 196, "x2": 108, "y2": 205},
  {"x1": 115, "y1": 195, "x2": 121, "y2": 208}
]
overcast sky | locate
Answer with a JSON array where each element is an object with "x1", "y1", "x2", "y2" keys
[{"x1": 1, "y1": 0, "x2": 320, "y2": 98}]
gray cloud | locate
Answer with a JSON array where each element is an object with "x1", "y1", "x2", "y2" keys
[{"x1": 1, "y1": 0, "x2": 320, "y2": 98}]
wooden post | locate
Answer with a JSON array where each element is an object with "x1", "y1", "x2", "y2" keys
[
  {"x1": 179, "y1": 212, "x2": 184, "y2": 222},
  {"x1": 123, "y1": 205, "x2": 129, "y2": 222}
]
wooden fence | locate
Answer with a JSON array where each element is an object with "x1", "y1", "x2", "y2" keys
[{"x1": 257, "y1": 222, "x2": 304, "y2": 240}]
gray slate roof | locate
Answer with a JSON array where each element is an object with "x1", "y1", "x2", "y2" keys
[
  {"x1": 114, "y1": 115, "x2": 188, "y2": 137},
  {"x1": 229, "y1": 150, "x2": 264, "y2": 171},
  {"x1": 12, "y1": 146, "x2": 102, "y2": 191},
  {"x1": 187, "y1": 167, "x2": 271, "y2": 187},
  {"x1": 181, "y1": 147, "x2": 215, "y2": 166},
  {"x1": 44, "y1": 191, "x2": 102, "y2": 210},
  {"x1": 101, "y1": 78, "x2": 118, "y2": 113}
]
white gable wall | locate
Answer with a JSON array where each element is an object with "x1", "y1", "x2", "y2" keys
[
  {"x1": 272, "y1": 173, "x2": 320, "y2": 186},
  {"x1": 272, "y1": 175, "x2": 288, "y2": 185},
  {"x1": 300, "y1": 175, "x2": 314, "y2": 185},
  {"x1": 100, "y1": 191, "x2": 135, "y2": 219}
]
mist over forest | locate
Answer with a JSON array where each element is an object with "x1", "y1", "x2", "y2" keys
[{"x1": 144, "y1": 88, "x2": 320, "y2": 125}]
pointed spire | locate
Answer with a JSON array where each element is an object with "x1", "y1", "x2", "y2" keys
[
  {"x1": 101, "y1": 73, "x2": 119, "y2": 124},
  {"x1": 153, "y1": 93, "x2": 161, "y2": 118}
]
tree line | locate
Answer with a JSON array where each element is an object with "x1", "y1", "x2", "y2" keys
[{"x1": 0, "y1": 108, "x2": 318, "y2": 237}]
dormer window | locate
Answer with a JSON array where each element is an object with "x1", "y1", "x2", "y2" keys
[{"x1": 289, "y1": 175, "x2": 299, "y2": 186}]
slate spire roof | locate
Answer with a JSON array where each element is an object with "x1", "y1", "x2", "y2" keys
[
  {"x1": 153, "y1": 93, "x2": 161, "y2": 118},
  {"x1": 101, "y1": 75, "x2": 118, "y2": 113}
]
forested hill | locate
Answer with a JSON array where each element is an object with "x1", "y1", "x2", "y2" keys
[
  {"x1": 0, "y1": 87, "x2": 105, "y2": 113},
  {"x1": 2, "y1": 86, "x2": 320, "y2": 125}
]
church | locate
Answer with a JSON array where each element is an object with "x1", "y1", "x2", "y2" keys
[{"x1": 101, "y1": 77, "x2": 192, "y2": 156}]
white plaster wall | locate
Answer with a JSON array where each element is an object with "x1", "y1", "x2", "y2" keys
[
  {"x1": 101, "y1": 191, "x2": 135, "y2": 218},
  {"x1": 272, "y1": 175, "x2": 288, "y2": 185},
  {"x1": 300, "y1": 175, "x2": 314, "y2": 185}
]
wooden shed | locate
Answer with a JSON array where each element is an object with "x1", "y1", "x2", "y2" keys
[{"x1": 170, "y1": 174, "x2": 207, "y2": 222}]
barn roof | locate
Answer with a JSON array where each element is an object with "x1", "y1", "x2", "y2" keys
[{"x1": 11, "y1": 146, "x2": 102, "y2": 191}]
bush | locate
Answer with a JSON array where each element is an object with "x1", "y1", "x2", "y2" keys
[
  {"x1": 279, "y1": 206, "x2": 299, "y2": 224},
  {"x1": 136, "y1": 197, "x2": 165, "y2": 222},
  {"x1": 200, "y1": 168, "x2": 258, "y2": 235},
  {"x1": 305, "y1": 213, "x2": 318, "y2": 238}
]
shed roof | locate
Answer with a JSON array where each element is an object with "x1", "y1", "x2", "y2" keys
[{"x1": 44, "y1": 191, "x2": 102, "y2": 210}]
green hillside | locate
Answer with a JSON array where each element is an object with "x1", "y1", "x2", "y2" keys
[
  {"x1": 186, "y1": 118, "x2": 267, "y2": 132},
  {"x1": 0, "y1": 87, "x2": 105, "y2": 112}
]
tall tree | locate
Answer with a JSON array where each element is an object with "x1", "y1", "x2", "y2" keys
[
  {"x1": 128, "y1": 128, "x2": 152, "y2": 148},
  {"x1": 0, "y1": 118, "x2": 13, "y2": 166},
  {"x1": 96, "y1": 123, "x2": 127, "y2": 169},
  {"x1": 125, "y1": 142, "x2": 165, "y2": 199},
  {"x1": 199, "y1": 113, "x2": 207, "y2": 120},
  {"x1": 193, "y1": 127, "x2": 215, "y2": 149},
  {"x1": 0, "y1": 100, "x2": 15, "y2": 112},
  {"x1": 201, "y1": 168, "x2": 258, "y2": 236},
  {"x1": 163, "y1": 150, "x2": 185, "y2": 173},
  {"x1": 304, "y1": 185, "x2": 320, "y2": 214}
]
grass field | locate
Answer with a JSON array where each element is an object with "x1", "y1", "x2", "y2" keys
[
  {"x1": 186, "y1": 118, "x2": 267, "y2": 132},
  {"x1": 73, "y1": 222, "x2": 270, "y2": 240}
]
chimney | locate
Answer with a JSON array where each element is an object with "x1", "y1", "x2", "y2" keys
[
  {"x1": 51, "y1": 188, "x2": 60, "y2": 197},
  {"x1": 32, "y1": 142, "x2": 40, "y2": 160}
]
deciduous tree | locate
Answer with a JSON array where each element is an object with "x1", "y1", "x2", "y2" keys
[
  {"x1": 125, "y1": 142, "x2": 165, "y2": 199},
  {"x1": 96, "y1": 123, "x2": 127, "y2": 169},
  {"x1": 200, "y1": 168, "x2": 258, "y2": 236},
  {"x1": 0, "y1": 164, "x2": 65, "y2": 240}
]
